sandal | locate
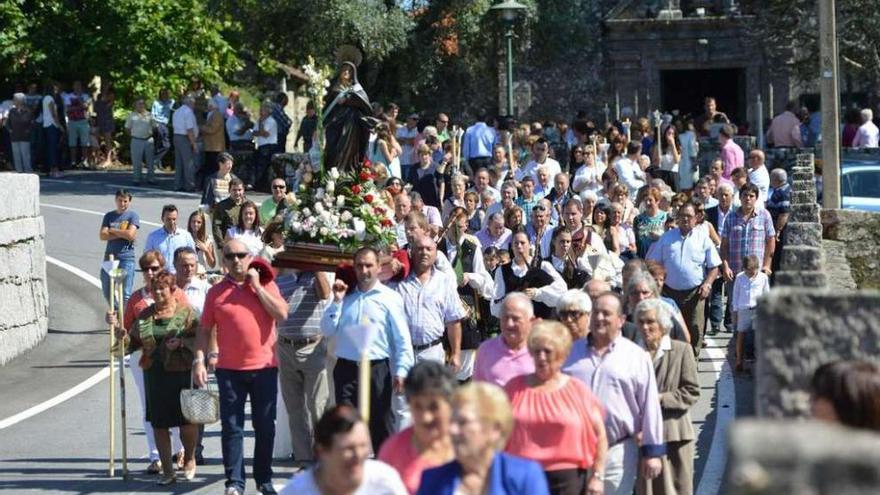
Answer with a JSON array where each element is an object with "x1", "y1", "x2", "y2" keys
[
  {"x1": 146, "y1": 459, "x2": 162, "y2": 474},
  {"x1": 157, "y1": 473, "x2": 176, "y2": 485}
]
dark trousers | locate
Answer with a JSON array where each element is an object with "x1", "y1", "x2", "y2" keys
[
  {"x1": 663, "y1": 285, "x2": 705, "y2": 355},
  {"x1": 333, "y1": 357, "x2": 393, "y2": 453},
  {"x1": 153, "y1": 123, "x2": 170, "y2": 167},
  {"x1": 467, "y1": 156, "x2": 491, "y2": 173},
  {"x1": 44, "y1": 125, "x2": 62, "y2": 169},
  {"x1": 254, "y1": 144, "x2": 280, "y2": 191},
  {"x1": 200, "y1": 151, "x2": 220, "y2": 190},
  {"x1": 706, "y1": 278, "x2": 728, "y2": 331},
  {"x1": 544, "y1": 468, "x2": 587, "y2": 495},
  {"x1": 216, "y1": 367, "x2": 278, "y2": 492}
]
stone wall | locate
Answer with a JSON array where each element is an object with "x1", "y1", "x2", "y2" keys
[
  {"x1": 822, "y1": 209, "x2": 880, "y2": 290},
  {"x1": 725, "y1": 420, "x2": 880, "y2": 494},
  {"x1": 0, "y1": 174, "x2": 48, "y2": 365},
  {"x1": 773, "y1": 154, "x2": 826, "y2": 288},
  {"x1": 754, "y1": 289, "x2": 880, "y2": 418}
]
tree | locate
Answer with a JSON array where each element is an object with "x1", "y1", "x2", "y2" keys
[
  {"x1": 1, "y1": 0, "x2": 239, "y2": 100},
  {"x1": 744, "y1": 0, "x2": 880, "y2": 94}
]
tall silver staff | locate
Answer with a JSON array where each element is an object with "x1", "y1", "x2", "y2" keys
[{"x1": 104, "y1": 256, "x2": 129, "y2": 479}]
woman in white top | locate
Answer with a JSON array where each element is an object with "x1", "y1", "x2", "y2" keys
[
  {"x1": 280, "y1": 405, "x2": 407, "y2": 495},
  {"x1": 225, "y1": 200, "x2": 264, "y2": 256},
  {"x1": 490, "y1": 231, "x2": 567, "y2": 320},
  {"x1": 571, "y1": 145, "x2": 603, "y2": 199},
  {"x1": 371, "y1": 122, "x2": 402, "y2": 178},
  {"x1": 652, "y1": 123, "x2": 681, "y2": 192},
  {"x1": 187, "y1": 210, "x2": 216, "y2": 270},
  {"x1": 677, "y1": 120, "x2": 699, "y2": 191}
]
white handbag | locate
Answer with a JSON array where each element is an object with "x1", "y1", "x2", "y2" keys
[{"x1": 180, "y1": 374, "x2": 219, "y2": 424}]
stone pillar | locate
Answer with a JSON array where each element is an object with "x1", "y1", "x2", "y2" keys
[
  {"x1": 0, "y1": 174, "x2": 48, "y2": 365},
  {"x1": 774, "y1": 154, "x2": 826, "y2": 288}
]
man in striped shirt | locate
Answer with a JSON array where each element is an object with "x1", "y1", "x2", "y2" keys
[{"x1": 275, "y1": 269, "x2": 333, "y2": 467}]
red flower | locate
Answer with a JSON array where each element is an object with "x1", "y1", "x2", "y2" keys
[
  {"x1": 364, "y1": 194, "x2": 374, "y2": 204},
  {"x1": 373, "y1": 207, "x2": 385, "y2": 215},
  {"x1": 362, "y1": 159, "x2": 372, "y2": 169},
  {"x1": 351, "y1": 184, "x2": 362, "y2": 194},
  {"x1": 380, "y1": 219, "x2": 392, "y2": 227},
  {"x1": 359, "y1": 171, "x2": 372, "y2": 181}
]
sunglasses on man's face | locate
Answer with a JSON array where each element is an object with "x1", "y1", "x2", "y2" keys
[
  {"x1": 272, "y1": 184, "x2": 286, "y2": 190},
  {"x1": 224, "y1": 252, "x2": 250, "y2": 261}
]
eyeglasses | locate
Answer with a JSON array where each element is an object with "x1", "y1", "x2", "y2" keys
[
  {"x1": 142, "y1": 265, "x2": 162, "y2": 273},
  {"x1": 224, "y1": 252, "x2": 250, "y2": 261},
  {"x1": 533, "y1": 204, "x2": 548, "y2": 212},
  {"x1": 272, "y1": 184, "x2": 286, "y2": 190},
  {"x1": 558, "y1": 310, "x2": 586, "y2": 320}
]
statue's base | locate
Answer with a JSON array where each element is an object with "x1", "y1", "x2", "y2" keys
[{"x1": 273, "y1": 242, "x2": 352, "y2": 271}]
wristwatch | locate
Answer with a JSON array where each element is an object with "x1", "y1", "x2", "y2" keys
[{"x1": 207, "y1": 351, "x2": 219, "y2": 360}]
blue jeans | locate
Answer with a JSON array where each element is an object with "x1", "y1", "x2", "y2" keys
[
  {"x1": 216, "y1": 367, "x2": 278, "y2": 492},
  {"x1": 100, "y1": 257, "x2": 135, "y2": 305}
]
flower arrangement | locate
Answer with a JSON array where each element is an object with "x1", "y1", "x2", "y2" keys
[
  {"x1": 301, "y1": 56, "x2": 333, "y2": 171},
  {"x1": 283, "y1": 159, "x2": 397, "y2": 252}
]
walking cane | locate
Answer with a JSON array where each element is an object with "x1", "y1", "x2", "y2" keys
[
  {"x1": 114, "y1": 273, "x2": 129, "y2": 479},
  {"x1": 105, "y1": 255, "x2": 118, "y2": 477}
]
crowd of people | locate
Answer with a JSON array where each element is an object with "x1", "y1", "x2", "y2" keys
[{"x1": 90, "y1": 90, "x2": 880, "y2": 495}]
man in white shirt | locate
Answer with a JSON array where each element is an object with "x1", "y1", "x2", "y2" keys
[
  {"x1": 747, "y1": 149, "x2": 771, "y2": 208},
  {"x1": 172, "y1": 97, "x2": 199, "y2": 192},
  {"x1": 614, "y1": 141, "x2": 646, "y2": 201},
  {"x1": 252, "y1": 102, "x2": 279, "y2": 191},
  {"x1": 852, "y1": 108, "x2": 880, "y2": 148},
  {"x1": 516, "y1": 138, "x2": 561, "y2": 184},
  {"x1": 397, "y1": 113, "x2": 420, "y2": 180}
]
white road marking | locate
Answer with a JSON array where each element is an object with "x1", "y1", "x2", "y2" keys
[
  {"x1": 0, "y1": 256, "x2": 110, "y2": 430},
  {"x1": 695, "y1": 336, "x2": 735, "y2": 495},
  {"x1": 42, "y1": 177, "x2": 202, "y2": 198},
  {"x1": 41, "y1": 203, "x2": 162, "y2": 227}
]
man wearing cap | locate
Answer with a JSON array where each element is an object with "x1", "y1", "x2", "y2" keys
[{"x1": 397, "y1": 113, "x2": 420, "y2": 181}]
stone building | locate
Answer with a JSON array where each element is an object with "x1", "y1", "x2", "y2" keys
[{"x1": 506, "y1": 0, "x2": 794, "y2": 127}]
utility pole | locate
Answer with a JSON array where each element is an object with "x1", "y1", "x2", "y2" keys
[{"x1": 819, "y1": 0, "x2": 841, "y2": 209}]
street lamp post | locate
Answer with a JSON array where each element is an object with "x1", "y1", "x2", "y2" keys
[{"x1": 491, "y1": 0, "x2": 527, "y2": 118}]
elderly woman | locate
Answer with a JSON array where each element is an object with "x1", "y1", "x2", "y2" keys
[
  {"x1": 379, "y1": 362, "x2": 457, "y2": 494},
  {"x1": 633, "y1": 299, "x2": 699, "y2": 495},
  {"x1": 417, "y1": 382, "x2": 549, "y2": 495},
  {"x1": 556, "y1": 289, "x2": 592, "y2": 340},
  {"x1": 281, "y1": 404, "x2": 407, "y2": 494},
  {"x1": 126, "y1": 270, "x2": 200, "y2": 484},
  {"x1": 505, "y1": 321, "x2": 608, "y2": 495},
  {"x1": 491, "y1": 231, "x2": 567, "y2": 320},
  {"x1": 625, "y1": 273, "x2": 690, "y2": 344},
  {"x1": 442, "y1": 175, "x2": 468, "y2": 221}
]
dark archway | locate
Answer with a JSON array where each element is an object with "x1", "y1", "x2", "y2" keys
[{"x1": 660, "y1": 68, "x2": 745, "y2": 124}]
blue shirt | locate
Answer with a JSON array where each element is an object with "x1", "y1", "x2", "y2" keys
[
  {"x1": 462, "y1": 122, "x2": 496, "y2": 160},
  {"x1": 101, "y1": 209, "x2": 140, "y2": 260},
  {"x1": 320, "y1": 282, "x2": 414, "y2": 378},
  {"x1": 143, "y1": 227, "x2": 195, "y2": 273},
  {"x1": 646, "y1": 227, "x2": 721, "y2": 291},
  {"x1": 417, "y1": 452, "x2": 549, "y2": 495},
  {"x1": 393, "y1": 268, "x2": 466, "y2": 346}
]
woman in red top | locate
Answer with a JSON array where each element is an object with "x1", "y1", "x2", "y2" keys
[
  {"x1": 378, "y1": 361, "x2": 456, "y2": 494},
  {"x1": 504, "y1": 321, "x2": 608, "y2": 495}
]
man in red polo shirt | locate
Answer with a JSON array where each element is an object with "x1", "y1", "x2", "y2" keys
[{"x1": 193, "y1": 239, "x2": 288, "y2": 495}]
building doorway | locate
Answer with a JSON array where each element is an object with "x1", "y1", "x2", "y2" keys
[{"x1": 660, "y1": 68, "x2": 745, "y2": 125}]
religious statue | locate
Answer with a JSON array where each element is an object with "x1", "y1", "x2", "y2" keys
[{"x1": 322, "y1": 47, "x2": 376, "y2": 174}]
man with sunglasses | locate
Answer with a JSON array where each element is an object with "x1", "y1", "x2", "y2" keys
[
  {"x1": 260, "y1": 178, "x2": 288, "y2": 225},
  {"x1": 194, "y1": 240, "x2": 289, "y2": 495}
]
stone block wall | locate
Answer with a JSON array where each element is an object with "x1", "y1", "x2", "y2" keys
[
  {"x1": 822, "y1": 209, "x2": 880, "y2": 290},
  {"x1": 0, "y1": 174, "x2": 48, "y2": 365},
  {"x1": 773, "y1": 154, "x2": 827, "y2": 288},
  {"x1": 725, "y1": 420, "x2": 880, "y2": 494},
  {"x1": 754, "y1": 288, "x2": 880, "y2": 418}
]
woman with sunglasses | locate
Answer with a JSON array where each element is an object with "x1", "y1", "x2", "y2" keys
[{"x1": 106, "y1": 250, "x2": 190, "y2": 475}]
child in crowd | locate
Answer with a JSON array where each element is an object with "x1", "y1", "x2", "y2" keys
[{"x1": 732, "y1": 254, "x2": 770, "y2": 373}]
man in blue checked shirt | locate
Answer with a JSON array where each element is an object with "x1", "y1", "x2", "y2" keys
[{"x1": 320, "y1": 246, "x2": 414, "y2": 452}]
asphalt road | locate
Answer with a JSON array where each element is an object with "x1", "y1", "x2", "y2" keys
[{"x1": 0, "y1": 170, "x2": 752, "y2": 494}]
